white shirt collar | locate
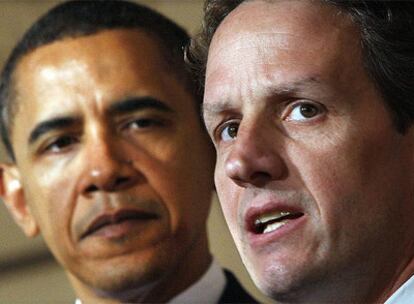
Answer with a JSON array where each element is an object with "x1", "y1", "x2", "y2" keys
[
  {"x1": 385, "y1": 274, "x2": 414, "y2": 304},
  {"x1": 75, "y1": 259, "x2": 226, "y2": 304},
  {"x1": 168, "y1": 259, "x2": 226, "y2": 304}
]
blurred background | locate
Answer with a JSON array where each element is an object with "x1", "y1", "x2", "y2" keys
[{"x1": 0, "y1": 1, "x2": 271, "y2": 303}]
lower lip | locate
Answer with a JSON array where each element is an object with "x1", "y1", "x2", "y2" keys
[
  {"x1": 91, "y1": 219, "x2": 154, "y2": 239},
  {"x1": 246, "y1": 215, "x2": 307, "y2": 248}
]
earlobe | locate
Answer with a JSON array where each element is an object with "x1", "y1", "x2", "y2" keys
[{"x1": 0, "y1": 163, "x2": 39, "y2": 237}]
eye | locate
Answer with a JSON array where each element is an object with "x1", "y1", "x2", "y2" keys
[
  {"x1": 43, "y1": 135, "x2": 78, "y2": 153},
  {"x1": 124, "y1": 118, "x2": 164, "y2": 130},
  {"x1": 219, "y1": 122, "x2": 239, "y2": 142},
  {"x1": 284, "y1": 102, "x2": 324, "y2": 122}
]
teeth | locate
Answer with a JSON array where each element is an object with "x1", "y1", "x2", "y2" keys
[
  {"x1": 263, "y1": 221, "x2": 287, "y2": 233},
  {"x1": 255, "y1": 211, "x2": 291, "y2": 226}
]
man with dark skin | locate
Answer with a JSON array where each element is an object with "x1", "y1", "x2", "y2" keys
[
  {"x1": 0, "y1": 1, "x2": 256, "y2": 303},
  {"x1": 188, "y1": 0, "x2": 414, "y2": 303}
]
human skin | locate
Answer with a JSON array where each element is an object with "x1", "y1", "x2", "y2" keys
[
  {"x1": 0, "y1": 29, "x2": 215, "y2": 303},
  {"x1": 203, "y1": 0, "x2": 414, "y2": 302}
]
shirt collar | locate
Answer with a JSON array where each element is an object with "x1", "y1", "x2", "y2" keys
[{"x1": 385, "y1": 274, "x2": 414, "y2": 304}]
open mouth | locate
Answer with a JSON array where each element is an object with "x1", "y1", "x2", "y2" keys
[
  {"x1": 81, "y1": 209, "x2": 159, "y2": 239},
  {"x1": 252, "y1": 211, "x2": 304, "y2": 234}
]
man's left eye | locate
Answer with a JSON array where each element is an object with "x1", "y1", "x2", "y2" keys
[
  {"x1": 284, "y1": 102, "x2": 324, "y2": 122},
  {"x1": 126, "y1": 118, "x2": 162, "y2": 130}
]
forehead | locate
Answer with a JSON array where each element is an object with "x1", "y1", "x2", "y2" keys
[
  {"x1": 205, "y1": 0, "x2": 360, "y2": 103},
  {"x1": 211, "y1": 0, "x2": 353, "y2": 49},
  {"x1": 17, "y1": 28, "x2": 169, "y2": 75},
  {"x1": 12, "y1": 29, "x2": 177, "y2": 121}
]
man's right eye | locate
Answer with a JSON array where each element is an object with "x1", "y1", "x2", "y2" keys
[
  {"x1": 43, "y1": 135, "x2": 78, "y2": 153},
  {"x1": 219, "y1": 122, "x2": 239, "y2": 142}
]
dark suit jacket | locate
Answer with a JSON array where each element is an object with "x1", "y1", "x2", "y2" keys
[{"x1": 218, "y1": 270, "x2": 260, "y2": 303}]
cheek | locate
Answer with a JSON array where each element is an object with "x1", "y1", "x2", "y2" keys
[
  {"x1": 32, "y1": 156, "x2": 79, "y2": 204},
  {"x1": 144, "y1": 139, "x2": 213, "y2": 236},
  {"x1": 288, "y1": 128, "x2": 409, "y2": 246},
  {"x1": 23, "y1": 160, "x2": 79, "y2": 248},
  {"x1": 26, "y1": 160, "x2": 74, "y2": 217},
  {"x1": 290, "y1": 140, "x2": 366, "y2": 214},
  {"x1": 24, "y1": 180, "x2": 74, "y2": 262},
  {"x1": 214, "y1": 162, "x2": 240, "y2": 238}
]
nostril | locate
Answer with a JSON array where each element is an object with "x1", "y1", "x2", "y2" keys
[
  {"x1": 250, "y1": 171, "x2": 272, "y2": 187},
  {"x1": 231, "y1": 172, "x2": 273, "y2": 188},
  {"x1": 114, "y1": 176, "x2": 131, "y2": 188},
  {"x1": 83, "y1": 173, "x2": 138, "y2": 194}
]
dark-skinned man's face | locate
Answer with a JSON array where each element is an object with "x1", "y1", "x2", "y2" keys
[{"x1": 1, "y1": 29, "x2": 214, "y2": 296}]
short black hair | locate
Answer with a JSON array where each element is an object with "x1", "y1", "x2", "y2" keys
[
  {"x1": 0, "y1": 0, "x2": 194, "y2": 160},
  {"x1": 187, "y1": 0, "x2": 414, "y2": 134}
]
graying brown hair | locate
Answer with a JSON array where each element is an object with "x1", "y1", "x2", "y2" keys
[{"x1": 187, "y1": 0, "x2": 414, "y2": 133}]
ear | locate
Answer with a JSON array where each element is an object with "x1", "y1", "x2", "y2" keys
[{"x1": 0, "y1": 163, "x2": 39, "y2": 237}]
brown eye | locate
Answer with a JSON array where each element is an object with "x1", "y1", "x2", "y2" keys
[
  {"x1": 128, "y1": 118, "x2": 159, "y2": 129},
  {"x1": 285, "y1": 102, "x2": 324, "y2": 122},
  {"x1": 44, "y1": 135, "x2": 77, "y2": 153},
  {"x1": 300, "y1": 104, "x2": 319, "y2": 118}
]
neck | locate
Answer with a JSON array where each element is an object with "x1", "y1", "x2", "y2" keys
[
  {"x1": 70, "y1": 233, "x2": 212, "y2": 303},
  {"x1": 280, "y1": 250, "x2": 414, "y2": 303},
  {"x1": 373, "y1": 254, "x2": 414, "y2": 303}
]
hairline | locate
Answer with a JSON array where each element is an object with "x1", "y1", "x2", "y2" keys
[
  {"x1": 4, "y1": 26, "x2": 196, "y2": 162},
  {"x1": 188, "y1": 0, "x2": 414, "y2": 134}
]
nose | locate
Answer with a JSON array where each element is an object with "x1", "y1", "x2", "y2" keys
[
  {"x1": 78, "y1": 137, "x2": 143, "y2": 194},
  {"x1": 224, "y1": 124, "x2": 287, "y2": 188}
]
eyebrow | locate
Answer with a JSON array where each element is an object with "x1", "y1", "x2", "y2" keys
[
  {"x1": 202, "y1": 101, "x2": 235, "y2": 119},
  {"x1": 28, "y1": 97, "x2": 174, "y2": 146},
  {"x1": 28, "y1": 117, "x2": 80, "y2": 145},
  {"x1": 268, "y1": 76, "x2": 322, "y2": 96},
  {"x1": 107, "y1": 96, "x2": 174, "y2": 116},
  {"x1": 202, "y1": 76, "x2": 322, "y2": 117}
]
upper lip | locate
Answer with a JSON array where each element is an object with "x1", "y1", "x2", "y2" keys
[
  {"x1": 244, "y1": 202, "x2": 304, "y2": 234},
  {"x1": 80, "y1": 209, "x2": 159, "y2": 239}
]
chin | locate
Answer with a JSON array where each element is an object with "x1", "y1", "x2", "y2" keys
[
  {"x1": 74, "y1": 244, "x2": 174, "y2": 297},
  {"x1": 95, "y1": 262, "x2": 164, "y2": 293},
  {"x1": 252, "y1": 272, "x2": 306, "y2": 303},
  {"x1": 246, "y1": 255, "x2": 314, "y2": 303}
]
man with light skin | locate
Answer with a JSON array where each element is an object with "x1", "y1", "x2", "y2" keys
[
  {"x1": 187, "y1": 0, "x2": 414, "y2": 303},
  {"x1": 0, "y1": 1, "x2": 257, "y2": 303}
]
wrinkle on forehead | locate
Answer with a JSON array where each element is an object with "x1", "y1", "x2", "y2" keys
[
  {"x1": 205, "y1": 0, "x2": 359, "y2": 101},
  {"x1": 206, "y1": 32, "x2": 318, "y2": 87},
  {"x1": 208, "y1": 0, "x2": 355, "y2": 60},
  {"x1": 208, "y1": 32, "x2": 301, "y2": 64},
  {"x1": 222, "y1": 0, "x2": 349, "y2": 31}
]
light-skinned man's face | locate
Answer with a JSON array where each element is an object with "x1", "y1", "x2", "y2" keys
[
  {"x1": 203, "y1": 0, "x2": 414, "y2": 302},
  {"x1": 1, "y1": 29, "x2": 214, "y2": 300}
]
